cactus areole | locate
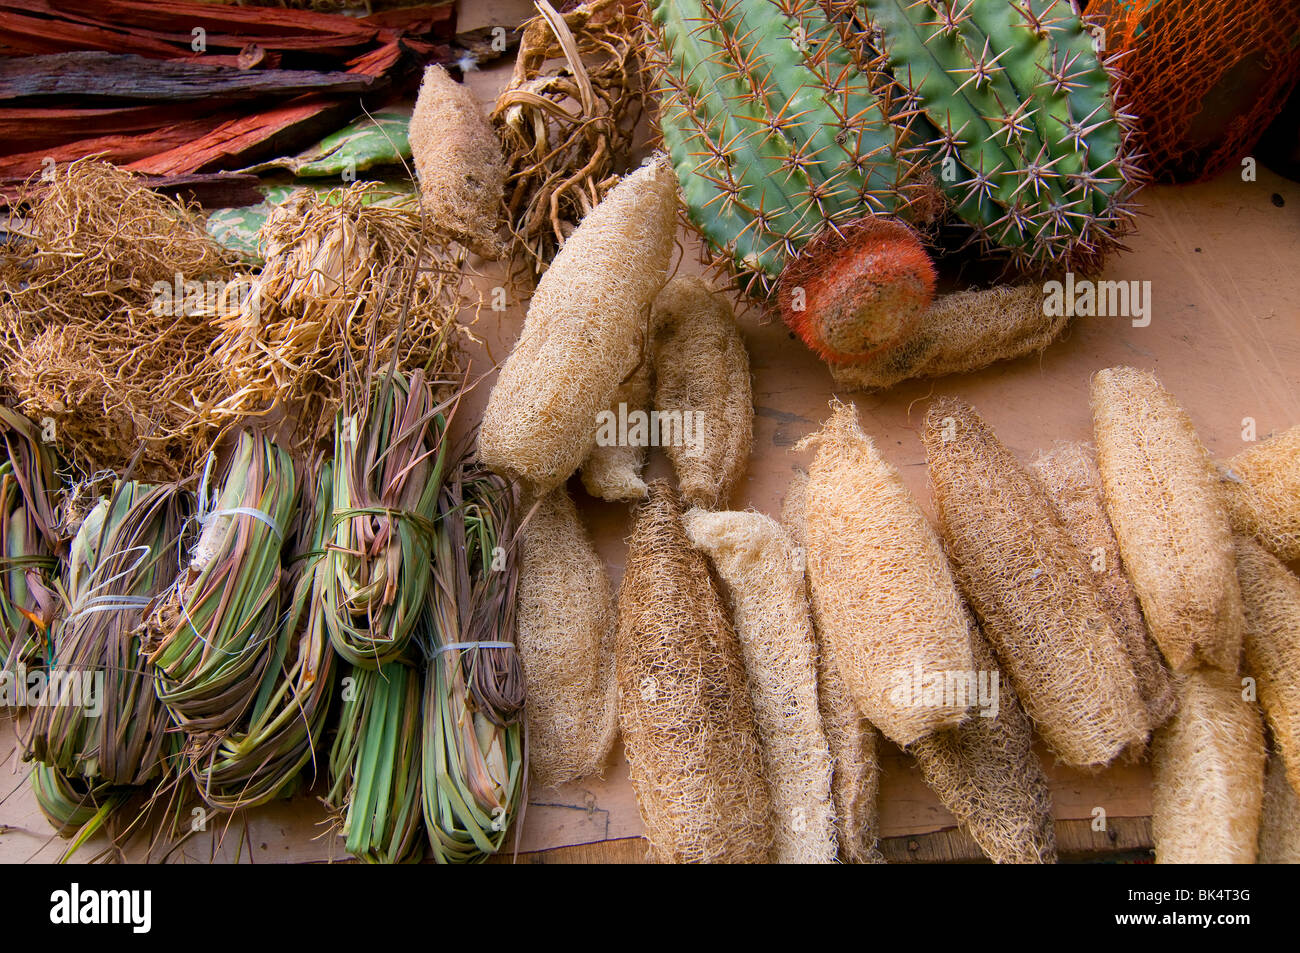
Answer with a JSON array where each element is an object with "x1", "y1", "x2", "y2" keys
[{"x1": 644, "y1": 0, "x2": 1140, "y2": 365}]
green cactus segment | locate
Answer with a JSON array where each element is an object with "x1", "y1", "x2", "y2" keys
[
  {"x1": 865, "y1": 0, "x2": 1132, "y2": 269},
  {"x1": 648, "y1": 0, "x2": 910, "y2": 295}
]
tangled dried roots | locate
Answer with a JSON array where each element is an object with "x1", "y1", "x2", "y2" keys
[
  {"x1": 782, "y1": 467, "x2": 883, "y2": 863},
  {"x1": 1090, "y1": 366, "x2": 1245, "y2": 672},
  {"x1": 1236, "y1": 536, "x2": 1300, "y2": 795},
  {"x1": 923, "y1": 398, "x2": 1149, "y2": 768},
  {"x1": 683, "y1": 507, "x2": 837, "y2": 865},
  {"x1": 1259, "y1": 749, "x2": 1300, "y2": 863},
  {"x1": 829, "y1": 284, "x2": 1066, "y2": 392},
  {"x1": 797, "y1": 400, "x2": 973, "y2": 747},
  {"x1": 1152, "y1": 668, "x2": 1266, "y2": 864},
  {"x1": 492, "y1": 0, "x2": 642, "y2": 277},
  {"x1": 1221, "y1": 425, "x2": 1300, "y2": 562},
  {"x1": 616, "y1": 481, "x2": 771, "y2": 863},
  {"x1": 580, "y1": 358, "x2": 651, "y2": 502},
  {"x1": 908, "y1": 618, "x2": 1058, "y2": 864},
  {"x1": 651, "y1": 276, "x2": 752, "y2": 509},
  {"x1": 209, "y1": 183, "x2": 468, "y2": 449},
  {"x1": 1032, "y1": 441, "x2": 1176, "y2": 735},
  {"x1": 516, "y1": 486, "x2": 618, "y2": 788}
]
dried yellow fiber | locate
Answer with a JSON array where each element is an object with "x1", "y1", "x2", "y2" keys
[
  {"x1": 782, "y1": 468, "x2": 883, "y2": 863},
  {"x1": 1258, "y1": 749, "x2": 1300, "y2": 864},
  {"x1": 516, "y1": 487, "x2": 618, "y2": 787},
  {"x1": 683, "y1": 506, "x2": 837, "y2": 865},
  {"x1": 796, "y1": 400, "x2": 973, "y2": 747},
  {"x1": 1091, "y1": 366, "x2": 1245, "y2": 672},
  {"x1": 1236, "y1": 536, "x2": 1300, "y2": 794},
  {"x1": 580, "y1": 359, "x2": 651, "y2": 502},
  {"x1": 478, "y1": 156, "x2": 678, "y2": 495},
  {"x1": 1151, "y1": 668, "x2": 1265, "y2": 864},
  {"x1": 923, "y1": 398, "x2": 1149, "y2": 768},
  {"x1": 617, "y1": 480, "x2": 771, "y2": 863},
  {"x1": 1222, "y1": 425, "x2": 1300, "y2": 562},
  {"x1": 1031, "y1": 441, "x2": 1176, "y2": 732},
  {"x1": 409, "y1": 64, "x2": 506, "y2": 259},
  {"x1": 651, "y1": 276, "x2": 753, "y2": 509},
  {"x1": 908, "y1": 618, "x2": 1058, "y2": 864}
]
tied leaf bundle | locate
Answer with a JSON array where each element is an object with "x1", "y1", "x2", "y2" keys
[
  {"x1": 0, "y1": 407, "x2": 61, "y2": 667},
  {"x1": 421, "y1": 462, "x2": 526, "y2": 864},
  {"x1": 326, "y1": 370, "x2": 448, "y2": 668},
  {"x1": 145, "y1": 432, "x2": 298, "y2": 737}
]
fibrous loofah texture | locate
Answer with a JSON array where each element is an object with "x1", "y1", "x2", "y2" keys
[
  {"x1": 478, "y1": 156, "x2": 678, "y2": 495},
  {"x1": 1152, "y1": 668, "x2": 1265, "y2": 864},
  {"x1": 617, "y1": 481, "x2": 772, "y2": 863},
  {"x1": 580, "y1": 359, "x2": 651, "y2": 502},
  {"x1": 1236, "y1": 536, "x2": 1300, "y2": 795},
  {"x1": 409, "y1": 64, "x2": 506, "y2": 259},
  {"x1": 516, "y1": 486, "x2": 619, "y2": 788},
  {"x1": 683, "y1": 506, "x2": 837, "y2": 865},
  {"x1": 828, "y1": 284, "x2": 1067, "y2": 392},
  {"x1": 908, "y1": 617, "x2": 1057, "y2": 864},
  {"x1": 1222, "y1": 425, "x2": 1300, "y2": 562},
  {"x1": 796, "y1": 400, "x2": 973, "y2": 747},
  {"x1": 923, "y1": 398, "x2": 1149, "y2": 768},
  {"x1": 1091, "y1": 366, "x2": 1245, "y2": 672},
  {"x1": 782, "y1": 468, "x2": 883, "y2": 863},
  {"x1": 1259, "y1": 749, "x2": 1300, "y2": 864},
  {"x1": 1031, "y1": 441, "x2": 1176, "y2": 733},
  {"x1": 651, "y1": 276, "x2": 753, "y2": 509}
]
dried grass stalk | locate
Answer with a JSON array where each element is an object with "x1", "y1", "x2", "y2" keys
[
  {"x1": 1236, "y1": 536, "x2": 1300, "y2": 794},
  {"x1": 478, "y1": 156, "x2": 677, "y2": 495},
  {"x1": 1031, "y1": 441, "x2": 1176, "y2": 733},
  {"x1": 1091, "y1": 366, "x2": 1245, "y2": 672},
  {"x1": 683, "y1": 506, "x2": 837, "y2": 865},
  {"x1": 923, "y1": 397, "x2": 1149, "y2": 768},
  {"x1": 1152, "y1": 668, "x2": 1265, "y2": 864},
  {"x1": 1221, "y1": 425, "x2": 1300, "y2": 562},
  {"x1": 580, "y1": 359, "x2": 651, "y2": 501},
  {"x1": 652, "y1": 276, "x2": 752, "y2": 510},
  {"x1": 796, "y1": 401, "x2": 974, "y2": 748},
  {"x1": 1259, "y1": 749, "x2": 1300, "y2": 864},
  {"x1": 516, "y1": 486, "x2": 618, "y2": 787},
  {"x1": 616, "y1": 480, "x2": 771, "y2": 863}
]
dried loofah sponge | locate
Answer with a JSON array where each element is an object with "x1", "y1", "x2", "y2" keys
[
  {"x1": 796, "y1": 400, "x2": 973, "y2": 748},
  {"x1": 683, "y1": 506, "x2": 837, "y2": 865},
  {"x1": 1222, "y1": 425, "x2": 1300, "y2": 562},
  {"x1": 616, "y1": 481, "x2": 772, "y2": 863},
  {"x1": 908, "y1": 617, "x2": 1057, "y2": 864},
  {"x1": 580, "y1": 359, "x2": 651, "y2": 502},
  {"x1": 782, "y1": 468, "x2": 883, "y2": 863},
  {"x1": 923, "y1": 398, "x2": 1149, "y2": 768},
  {"x1": 828, "y1": 284, "x2": 1066, "y2": 392},
  {"x1": 1031, "y1": 441, "x2": 1176, "y2": 733},
  {"x1": 478, "y1": 156, "x2": 678, "y2": 495},
  {"x1": 1236, "y1": 536, "x2": 1300, "y2": 794},
  {"x1": 515, "y1": 487, "x2": 618, "y2": 787},
  {"x1": 1091, "y1": 366, "x2": 1245, "y2": 672},
  {"x1": 409, "y1": 64, "x2": 506, "y2": 259},
  {"x1": 651, "y1": 276, "x2": 753, "y2": 509},
  {"x1": 1258, "y1": 749, "x2": 1300, "y2": 863},
  {"x1": 1151, "y1": 668, "x2": 1265, "y2": 864}
]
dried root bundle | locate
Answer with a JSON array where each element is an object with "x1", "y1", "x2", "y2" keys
[
  {"x1": 1091, "y1": 366, "x2": 1245, "y2": 672},
  {"x1": 1259, "y1": 749, "x2": 1300, "y2": 864},
  {"x1": 651, "y1": 276, "x2": 752, "y2": 510},
  {"x1": 1152, "y1": 669, "x2": 1265, "y2": 864},
  {"x1": 782, "y1": 468, "x2": 883, "y2": 863},
  {"x1": 908, "y1": 618, "x2": 1057, "y2": 864},
  {"x1": 796, "y1": 401, "x2": 973, "y2": 748},
  {"x1": 1236, "y1": 537, "x2": 1300, "y2": 794},
  {"x1": 410, "y1": 64, "x2": 506, "y2": 259},
  {"x1": 516, "y1": 486, "x2": 618, "y2": 788},
  {"x1": 1222, "y1": 425, "x2": 1300, "y2": 562},
  {"x1": 580, "y1": 359, "x2": 651, "y2": 502},
  {"x1": 829, "y1": 284, "x2": 1068, "y2": 392},
  {"x1": 1031, "y1": 441, "x2": 1176, "y2": 732},
  {"x1": 617, "y1": 481, "x2": 771, "y2": 863},
  {"x1": 923, "y1": 398, "x2": 1148, "y2": 768},
  {"x1": 683, "y1": 507, "x2": 836, "y2": 865},
  {"x1": 478, "y1": 156, "x2": 678, "y2": 495}
]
